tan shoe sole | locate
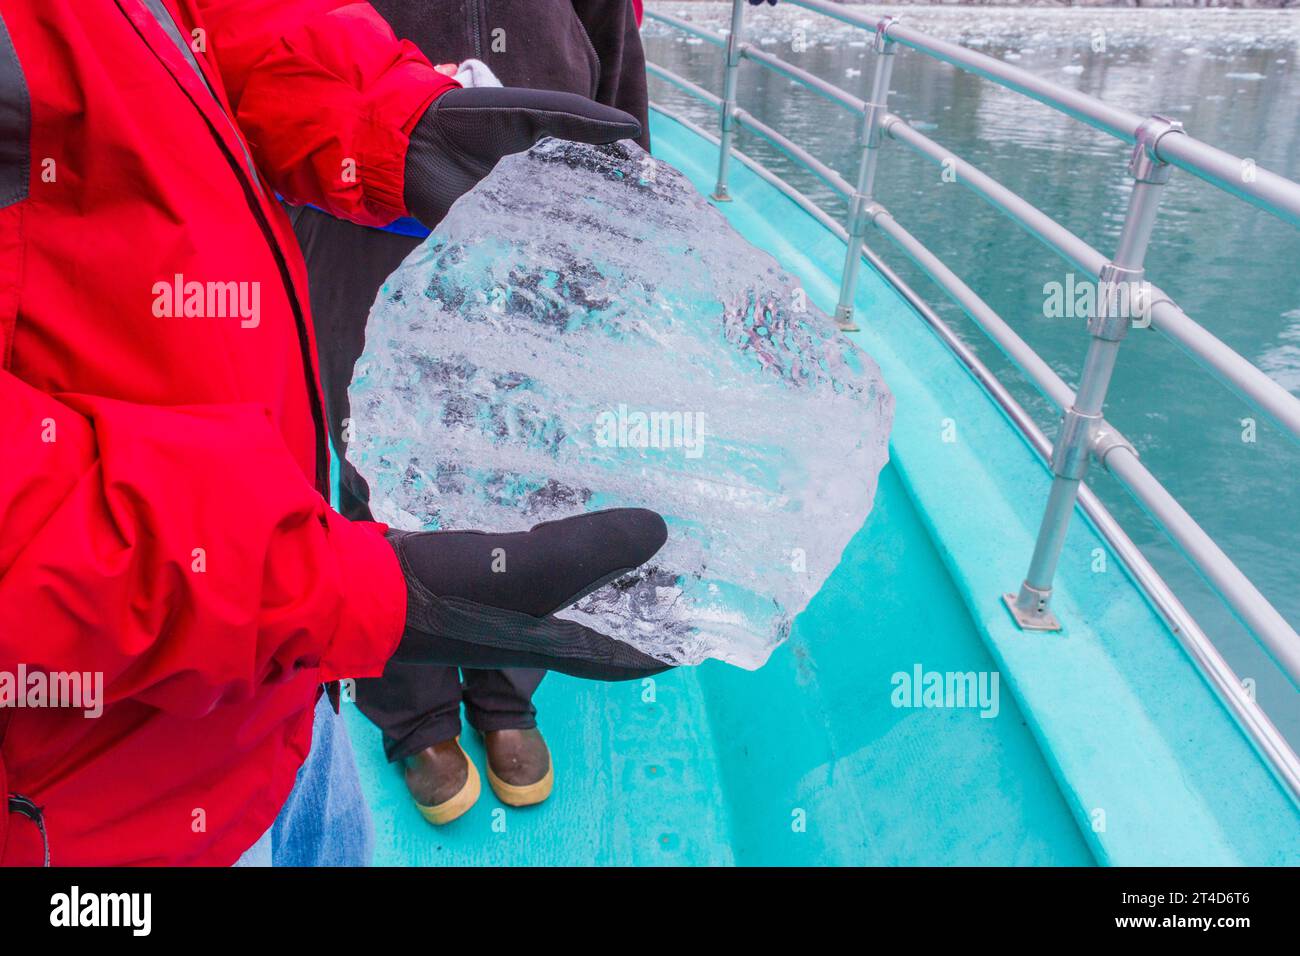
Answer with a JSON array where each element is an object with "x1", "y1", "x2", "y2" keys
[
  {"x1": 412, "y1": 738, "x2": 481, "y2": 826},
  {"x1": 486, "y1": 754, "x2": 554, "y2": 807}
]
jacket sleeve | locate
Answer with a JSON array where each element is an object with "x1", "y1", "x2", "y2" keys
[
  {"x1": 195, "y1": 0, "x2": 459, "y2": 226},
  {"x1": 0, "y1": 370, "x2": 406, "y2": 718},
  {"x1": 571, "y1": 0, "x2": 650, "y2": 150}
]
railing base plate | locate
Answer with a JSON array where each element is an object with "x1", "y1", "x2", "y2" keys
[{"x1": 1002, "y1": 592, "x2": 1062, "y2": 632}]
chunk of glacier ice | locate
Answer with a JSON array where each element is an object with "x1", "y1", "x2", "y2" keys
[{"x1": 348, "y1": 139, "x2": 893, "y2": 668}]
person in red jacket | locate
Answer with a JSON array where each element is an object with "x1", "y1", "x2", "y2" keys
[{"x1": 0, "y1": 0, "x2": 667, "y2": 867}]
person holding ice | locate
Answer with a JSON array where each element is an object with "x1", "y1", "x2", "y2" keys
[{"x1": 0, "y1": 0, "x2": 664, "y2": 867}]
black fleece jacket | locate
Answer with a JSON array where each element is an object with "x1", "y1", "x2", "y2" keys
[{"x1": 369, "y1": 0, "x2": 650, "y2": 150}]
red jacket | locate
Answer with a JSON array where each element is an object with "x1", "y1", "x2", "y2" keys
[{"x1": 0, "y1": 0, "x2": 457, "y2": 865}]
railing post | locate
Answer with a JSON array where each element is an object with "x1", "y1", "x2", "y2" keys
[
  {"x1": 712, "y1": 0, "x2": 748, "y2": 202},
  {"x1": 1004, "y1": 115, "x2": 1186, "y2": 631},
  {"x1": 833, "y1": 16, "x2": 898, "y2": 331}
]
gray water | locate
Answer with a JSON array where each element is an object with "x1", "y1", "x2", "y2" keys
[{"x1": 644, "y1": 3, "x2": 1300, "y2": 744}]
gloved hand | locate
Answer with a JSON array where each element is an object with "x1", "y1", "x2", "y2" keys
[
  {"x1": 390, "y1": 508, "x2": 672, "y2": 680},
  {"x1": 403, "y1": 86, "x2": 642, "y2": 227}
]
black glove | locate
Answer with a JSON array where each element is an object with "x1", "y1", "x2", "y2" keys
[
  {"x1": 403, "y1": 86, "x2": 642, "y2": 227},
  {"x1": 390, "y1": 508, "x2": 672, "y2": 680}
]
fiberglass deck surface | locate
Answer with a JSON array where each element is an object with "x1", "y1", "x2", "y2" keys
[{"x1": 341, "y1": 114, "x2": 1101, "y2": 866}]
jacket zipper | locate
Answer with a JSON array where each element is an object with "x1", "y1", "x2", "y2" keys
[
  {"x1": 469, "y1": 0, "x2": 482, "y2": 59},
  {"x1": 577, "y1": 21, "x2": 602, "y2": 99},
  {"x1": 182, "y1": 116, "x2": 330, "y2": 494}
]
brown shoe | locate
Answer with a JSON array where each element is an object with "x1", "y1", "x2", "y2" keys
[
  {"x1": 404, "y1": 737, "x2": 480, "y2": 825},
  {"x1": 482, "y1": 728, "x2": 554, "y2": 807}
]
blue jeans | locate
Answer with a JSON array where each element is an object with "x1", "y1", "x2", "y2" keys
[{"x1": 234, "y1": 693, "x2": 373, "y2": 866}]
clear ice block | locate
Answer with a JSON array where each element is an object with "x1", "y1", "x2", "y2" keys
[{"x1": 348, "y1": 139, "x2": 893, "y2": 668}]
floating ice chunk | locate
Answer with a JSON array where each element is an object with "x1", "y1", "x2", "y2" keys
[{"x1": 349, "y1": 140, "x2": 893, "y2": 668}]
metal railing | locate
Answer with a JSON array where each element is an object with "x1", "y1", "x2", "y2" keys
[{"x1": 643, "y1": 0, "x2": 1300, "y2": 801}]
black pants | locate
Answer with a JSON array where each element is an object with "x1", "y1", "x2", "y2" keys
[{"x1": 291, "y1": 204, "x2": 545, "y2": 763}]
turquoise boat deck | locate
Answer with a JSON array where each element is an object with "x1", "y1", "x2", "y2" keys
[{"x1": 343, "y1": 111, "x2": 1300, "y2": 866}]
